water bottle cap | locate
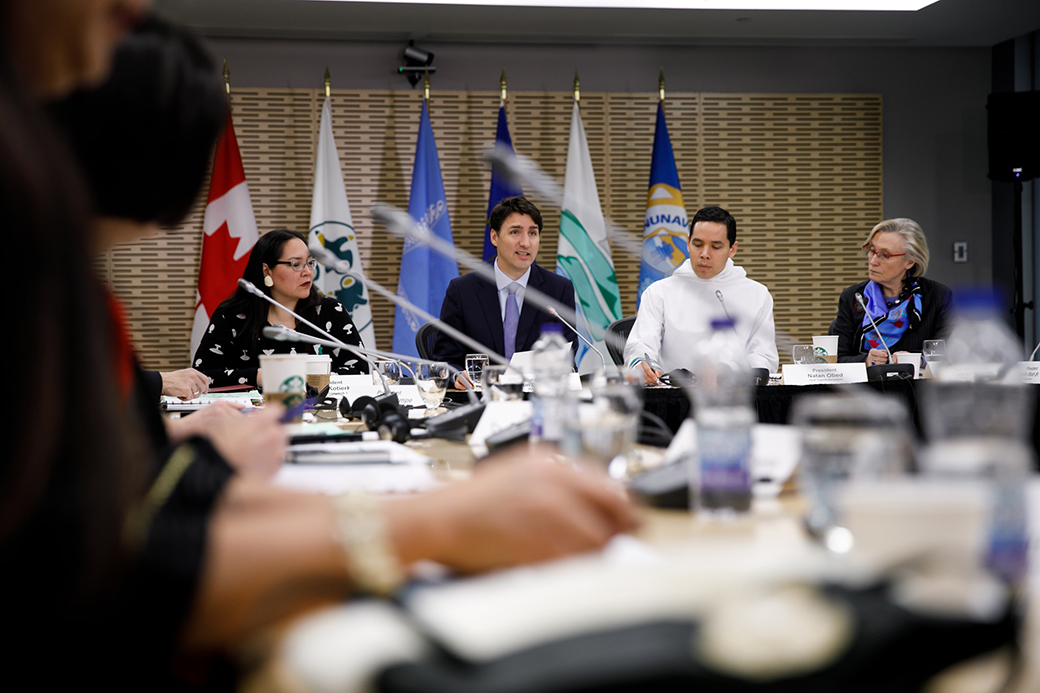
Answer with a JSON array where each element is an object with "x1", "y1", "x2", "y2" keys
[
  {"x1": 710, "y1": 318, "x2": 735, "y2": 331},
  {"x1": 951, "y1": 287, "x2": 1005, "y2": 315},
  {"x1": 540, "y1": 322, "x2": 563, "y2": 334}
]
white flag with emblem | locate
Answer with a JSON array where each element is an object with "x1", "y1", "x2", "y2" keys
[
  {"x1": 308, "y1": 96, "x2": 376, "y2": 349},
  {"x1": 556, "y1": 102, "x2": 623, "y2": 374}
]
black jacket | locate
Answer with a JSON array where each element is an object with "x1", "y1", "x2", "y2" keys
[{"x1": 830, "y1": 276, "x2": 952, "y2": 363}]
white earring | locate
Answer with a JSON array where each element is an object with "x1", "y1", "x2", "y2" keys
[{"x1": 264, "y1": 276, "x2": 274, "y2": 287}]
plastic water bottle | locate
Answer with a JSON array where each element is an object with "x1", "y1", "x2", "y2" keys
[
  {"x1": 691, "y1": 318, "x2": 755, "y2": 517},
  {"x1": 922, "y1": 288, "x2": 1031, "y2": 586},
  {"x1": 529, "y1": 323, "x2": 573, "y2": 445}
]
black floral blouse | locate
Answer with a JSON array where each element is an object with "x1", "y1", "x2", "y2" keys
[{"x1": 193, "y1": 295, "x2": 367, "y2": 388}]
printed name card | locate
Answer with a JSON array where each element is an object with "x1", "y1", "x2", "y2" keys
[
  {"x1": 1020, "y1": 362, "x2": 1040, "y2": 384},
  {"x1": 329, "y1": 374, "x2": 383, "y2": 404},
  {"x1": 782, "y1": 363, "x2": 868, "y2": 385}
]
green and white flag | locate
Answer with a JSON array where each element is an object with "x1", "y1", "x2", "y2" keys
[
  {"x1": 556, "y1": 102, "x2": 622, "y2": 374},
  {"x1": 308, "y1": 96, "x2": 376, "y2": 349}
]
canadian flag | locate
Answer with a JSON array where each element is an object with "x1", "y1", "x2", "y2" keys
[{"x1": 189, "y1": 106, "x2": 259, "y2": 360}]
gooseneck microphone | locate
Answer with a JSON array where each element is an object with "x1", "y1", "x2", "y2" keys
[
  {"x1": 262, "y1": 324, "x2": 479, "y2": 406},
  {"x1": 372, "y1": 204, "x2": 582, "y2": 331},
  {"x1": 855, "y1": 292, "x2": 893, "y2": 363},
  {"x1": 547, "y1": 305, "x2": 606, "y2": 370},
  {"x1": 715, "y1": 290, "x2": 733, "y2": 323},
  {"x1": 239, "y1": 278, "x2": 392, "y2": 394},
  {"x1": 310, "y1": 244, "x2": 526, "y2": 383}
]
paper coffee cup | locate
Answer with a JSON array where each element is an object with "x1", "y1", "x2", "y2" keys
[
  {"x1": 260, "y1": 354, "x2": 309, "y2": 421},
  {"x1": 306, "y1": 354, "x2": 332, "y2": 393},
  {"x1": 812, "y1": 335, "x2": 838, "y2": 364},
  {"x1": 894, "y1": 352, "x2": 922, "y2": 379}
]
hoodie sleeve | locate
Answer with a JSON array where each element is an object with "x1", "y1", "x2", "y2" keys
[{"x1": 744, "y1": 288, "x2": 779, "y2": 372}]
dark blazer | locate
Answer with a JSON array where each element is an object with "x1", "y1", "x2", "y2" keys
[
  {"x1": 830, "y1": 276, "x2": 952, "y2": 363},
  {"x1": 433, "y1": 262, "x2": 578, "y2": 369}
]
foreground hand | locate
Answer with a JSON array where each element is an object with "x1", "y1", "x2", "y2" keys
[
  {"x1": 207, "y1": 404, "x2": 288, "y2": 478},
  {"x1": 866, "y1": 348, "x2": 888, "y2": 366},
  {"x1": 385, "y1": 446, "x2": 640, "y2": 573},
  {"x1": 165, "y1": 400, "x2": 245, "y2": 445},
  {"x1": 161, "y1": 368, "x2": 211, "y2": 400}
]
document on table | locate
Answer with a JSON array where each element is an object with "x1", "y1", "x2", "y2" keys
[
  {"x1": 274, "y1": 441, "x2": 439, "y2": 495},
  {"x1": 161, "y1": 390, "x2": 261, "y2": 411}
]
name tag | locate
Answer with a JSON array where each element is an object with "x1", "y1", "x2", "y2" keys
[
  {"x1": 329, "y1": 373, "x2": 383, "y2": 404},
  {"x1": 1020, "y1": 362, "x2": 1040, "y2": 384},
  {"x1": 782, "y1": 363, "x2": 868, "y2": 385},
  {"x1": 390, "y1": 384, "x2": 425, "y2": 407}
]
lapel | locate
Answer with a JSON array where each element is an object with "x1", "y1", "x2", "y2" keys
[
  {"x1": 475, "y1": 270, "x2": 505, "y2": 355},
  {"x1": 515, "y1": 263, "x2": 544, "y2": 351}
]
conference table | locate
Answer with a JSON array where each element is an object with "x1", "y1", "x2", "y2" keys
[{"x1": 246, "y1": 403, "x2": 1040, "y2": 693}]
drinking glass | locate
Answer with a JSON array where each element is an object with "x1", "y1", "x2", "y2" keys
[
  {"x1": 377, "y1": 360, "x2": 402, "y2": 387},
  {"x1": 416, "y1": 362, "x2": 450, "y2": 412},
  {"x1": 562, "y1": 382, "x2": 644, "y2": 479},
  {"x1": 792, "y1": 344, "x2": 814, "y2": 365},
  {"x1": 481, "y1": 364, "x2": 525, "y2": 401},
  {"x1": 465, "y1": 353, "x2": 489, "y2": 390},
  {"x1": 923, "y1": 340, "x2": 945, "y2": 366}
]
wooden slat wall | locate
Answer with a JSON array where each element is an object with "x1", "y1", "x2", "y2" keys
[{"x1": 99, "y1": 89, "x2": 881, "y2": 370}]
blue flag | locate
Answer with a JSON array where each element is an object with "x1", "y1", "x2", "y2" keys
[
  {"x1": 392, "y1": 100, "x2": 459, "y2": 356},
  {"x1": 638, "y1": 102, "x2": 688, "y2": 307},
  {"x1": 482, "y1": 104, "x2": 523, "y2": 261}
]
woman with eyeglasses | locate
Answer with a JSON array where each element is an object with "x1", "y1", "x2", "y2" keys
[
  {"x1": 830, "y1": 218, "x2": 951, "y2": 365},
  {"x1": 193, "y1": 228, "x2": 368, "y2": 387}
]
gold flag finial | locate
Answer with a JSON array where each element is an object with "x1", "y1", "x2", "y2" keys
[
  {"x1": 500, "y1": 69, "x2": 507, "y2": 102},
  {"x1": 223, "y1": 60, "x2": 231, "y2": 97},
  {"x1": 658, "y1": 68, "x2": 665, "y2": 102},
  {"x1": 423, "y1": 68, "x2": 430, "y2": 101},
  {"x1": 573, "y1": 70, "x2": 580, "y2": 103},
  {"x1": 324, "y1": 65, "x2": 331, "y2": 98}
]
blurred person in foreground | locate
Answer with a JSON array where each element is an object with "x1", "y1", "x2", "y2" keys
[
  {"x1": 12, "y1": 11, "x2": 638, "y2": 687},
  {"x1": 625, "y1": 205, "x2": 779, "y2": 383},
  {"x1": 830, "y1": 218, "x2": 951, "y2": 365}
]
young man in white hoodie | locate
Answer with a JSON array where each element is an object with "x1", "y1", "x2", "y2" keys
[{"x1": 625, "y1": 205, "x2": 779, "y2": 384}]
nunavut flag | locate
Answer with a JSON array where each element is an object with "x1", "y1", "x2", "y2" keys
[
  {"x1": 637, "y1": 101, "x2": 688, "y2": 307},
  {"x1": 189, "y1": 106, "x2": 259, "y2": 360}
]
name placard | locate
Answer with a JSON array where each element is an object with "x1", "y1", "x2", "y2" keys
[
  {"x1": 1020, "y1": 362, "x2": 1040, "y2": 384},
  {"x1": 782, "y1": 363, "x2": 868, "y2": 385},
  {"x1": 329, "y1": 374, "x2": 383, "y2": 404}
]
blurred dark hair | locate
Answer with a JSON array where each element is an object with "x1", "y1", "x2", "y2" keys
[
  {"x1": 0, "y1": 0, "x2": 147, "y2": 633},
  {"x1": 214, "y1": 228, "x2": 321, "y2": 349},
  {"x1": 48, "y1": 16, "x2": 225, "y2": 226},
  {"x1": 690, "y1": 205, "x2": 737, "y2": 245},
  {"x1": 489, "y1": 195, "x2": 543, "y2": 234}
]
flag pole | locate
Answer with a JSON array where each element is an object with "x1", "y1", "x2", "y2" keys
[
  {"x1": 500, "y1": 68, "x2": 507, "y2": 104},
  {"x1": 324, "y1": 65, "x2": 331, "y2": 99},
  {"x1": 423, "y1": 68, "x2": 430, "y2": 102},
  {"x1": 573, "y1": 70, "x2": 580, "y2": 105},
  {"x1": 222, "y1": 60, "x2": 232, "y2": 111},
  {"x1": 658, "y1": 68, "x2": 665, "y2": 103}
]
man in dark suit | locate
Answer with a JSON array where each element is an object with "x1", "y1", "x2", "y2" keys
[{"x1": 433, "y1": 196, "x2": 577, "y2": 373}]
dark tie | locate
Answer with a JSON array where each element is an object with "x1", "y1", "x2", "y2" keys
[{"x1": 503, "y1": 282, "x2": 520, "y2": 360}]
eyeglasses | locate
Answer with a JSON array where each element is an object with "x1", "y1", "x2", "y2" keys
[
  {"x1": 273, "y1": 258, "x2": 317, "y2": 272},
  {"x1": 861, "y1": 244, "x2": 906, "y2": 262}
]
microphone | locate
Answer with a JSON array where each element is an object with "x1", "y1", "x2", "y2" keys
[
  {"x1": 262, "y1": 324, "x2": 479, "y2": 406},
  {"x1": 372, "y1": 204, "x2": 583, "y2": 331},
  {"x1": 547, "y1": 305, "x2": 606, "y2": 371},
  {"x1": 715, "y1": 289, "x2": 733, "y2": 323},
  {"x1": 855, "y1": 292, "x2": 893, "y2": 363},
  {"x1": 240, "y1": 278, "x2": 392, "y2": 394},
  {"x1": 309, "y1": 244, "x2": 526, "y2": 384}
]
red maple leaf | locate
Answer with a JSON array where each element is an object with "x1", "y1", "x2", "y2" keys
[{"x1": 197, "y1": 221, "x2": 251, "y2": 311}]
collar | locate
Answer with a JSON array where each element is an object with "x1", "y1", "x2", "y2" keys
[{"x1": 494, "y1": 260, "x2": 532, "y2": 292}]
